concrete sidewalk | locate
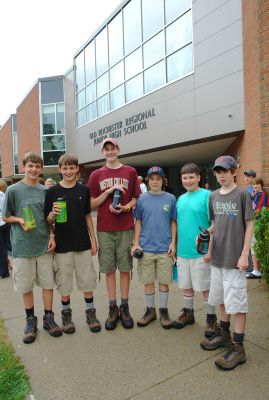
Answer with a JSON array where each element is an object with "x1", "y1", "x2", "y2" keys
[{"x1": 0, "y1": 266, "x2": 268, "y2": 400}]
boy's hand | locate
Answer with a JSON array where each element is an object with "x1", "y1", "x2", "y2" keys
[
  {"x1": 47, "y1": 236, "x2": 56, "y2": 252},
  {"x1": 131, "y1": 244, "x2": 142, "y2": 256},
  {"x1": 167, "y1": 243, "x2": 176, "y2": 257},
  {"x1": 237, "y1": 254, "x2": 249, "y2": 271},
  {"x1": 91, "y1": 239, "x2": 98, "y2": 256},
  {"x1": 203, "y1": 252, "x2": 211, "y2": 262},
  {"x1": 19, "y1": 218, "x2": 33, "y2": 232},
  {"x1": 106, "y1": 184, "x2": 125, "y2": 195}
]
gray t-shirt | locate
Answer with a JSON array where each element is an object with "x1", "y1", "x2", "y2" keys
[
  {"x1": 209, "y1": 187, "x2": 253, "y2": 269},
  {"x1": 3, "y1": 181, "x2": 50, "y2": 258}
]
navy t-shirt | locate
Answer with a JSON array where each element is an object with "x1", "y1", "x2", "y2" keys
[{"x1": 134, "y1": 192, "x2": 177, "y2": 253}]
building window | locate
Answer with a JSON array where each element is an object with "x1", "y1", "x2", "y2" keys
[
  {"x1": 42, "y1": 103, "x2": 66, "y2": 166},
  {"x1": 12, "y1": 115, "x2": 18, "y2": 175},
  {"x1": 74, "y1": 0, "x2": 193, "y2": 127}
]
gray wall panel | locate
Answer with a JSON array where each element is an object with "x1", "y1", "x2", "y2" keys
[{"x1": 192, "y1": 0, "x2": 229, "y2": 22}]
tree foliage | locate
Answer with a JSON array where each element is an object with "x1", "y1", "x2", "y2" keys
[{"x1": 254, "y1": 207, "x2": 269, "y2": 286}]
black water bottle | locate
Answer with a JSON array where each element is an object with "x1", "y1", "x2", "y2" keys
[
  {"x1": 112, "y1": 189, "x2": 122, "y2": 209},
  {"x1": 133, "y1": 248, "x2": 144, "y2": 259},
  {"x1": 197, "y1": 227, "x2": 210, "y2": 255}
]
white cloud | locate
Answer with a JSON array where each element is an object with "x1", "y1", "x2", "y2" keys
[{"x1": 0, "y1": 0, "x2": 122, "y2": 125}]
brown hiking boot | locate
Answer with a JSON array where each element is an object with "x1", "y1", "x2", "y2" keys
[
  {"x1": 119, "y1": 304, "x2": 134, "y2": 329},
  {"x1": 159, "y1": 308, "x2": 173, "y2": 329},
  {"x1": 172, "y1": 308, "x2": 195, "y2": 329},
  {"x1": 205, "y1": 314, "x2": 218, "y2": 338},
  {"x1": 200, "y1": 327, "x2": 231, "y2": 350},
  {"x1": 137, "y1": 307, "x2": 157, "y2": 327},
  {"x1": 43, "y1": 312, "x2": 62, "y2": 337},
  {"x1": 86, "y1": 308, "x2": 101, "y2": 333},
  {"x1": 105, "y1": 304, "x2": 119, "y2": 330},
  {"x1": 61, "y1": 309, "x2": 75, "y2": 334},
  {"x1": 23, "y1": 316, "x2": 38, "y2": 344},
  {"x1": 215, "y1": 342, "x2": 246, "y2": 370}
]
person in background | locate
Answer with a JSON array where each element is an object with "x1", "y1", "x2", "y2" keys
[
  {"x1": 244, "y1": 169, "x2": 256, "y2": 196},
  {"x1": 38, "y1": 177, "x2": 45, "y2": 185},
  {"x1": 204, "y1": 182, "x2": 212, "y2": 191},
  {"x1": 246, "y1": 177, "x2": 268, "y2": 279},
  {"x1": 45, "y1": 178, "x2": 56, "y2": 189},
  {"x1": 138, "y1": 176, "x2": 147, "y2": 194},
  {"x1": 0, "y1": 180, "x2": 10, "y2": 279}
]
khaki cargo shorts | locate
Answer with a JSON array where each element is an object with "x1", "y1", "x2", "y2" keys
[
  {"x1": 208, "y1": 266, "x2": 248, "y2": 314},
  {"x1": 97, "y1": 230, "x2": 133, "y2": 273},
  {"x1": 177, "y1": 257, "x2": 211, "y2": 292},
  {"x1": 55, "y1": 250, "x2": 97, "y2": 296},
  {"x1": 13, "y1": 253, "x2": 55, "y2": 294},
  {"x1": 138, "y1": 252, "x2": 173, "y2": 285}
]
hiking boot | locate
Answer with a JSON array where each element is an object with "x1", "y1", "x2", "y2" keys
[
  {"x1": 23, "y1": 316, "x2": 38, "y2": 344},
  {"x1": 119, "y1": 304, "x2": 134, "y2": 329},
  {"x1": 205, "y1": 314, "x2": 218, "y2": 338},
  {"x1": 61, "y1": 309, "x2": 75, "y2": 334},
  {"x1": 215, "y1": 342, "x2": 246, "y2": 370},
  {"x1": 159, "y1": 308, "x2": 173, "y2": 329},
  {"x1": 137, "y1": 307, "x2": 157, "y2": 327},
  {"x1": 105, "y1": 304, "x2": 119, "y2": 330},
  {"x1": 200, "y1": 327, "x2": 231, "y2": 350},
  {"x1": 43, "y1": 312, "x2": 62, "y2": 337},
  {"x1": 172, "y1": 308, "x2": 195, "y2": 329},
  {"x1": 86, "y1": 308, "x2": 101, "y2": 333}
]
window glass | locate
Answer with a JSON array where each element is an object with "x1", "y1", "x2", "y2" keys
[
  {"x1": 43, "y1": 135, "x2": 65, "y2": 151},
  {"x1": 143, "y1": 31, "x2": 164, "y2": 69},
  {"x1": 56, "y1": 103, "x2": 65, "y2": 134},
  {"x1": 108, "y1": 12, "x2": 123, "y2": 66},
  {"x1": 86, "y1": 102, "x2": 97, "y2": 122},
  {"x1": 75, "y1": 51, "x2": 85, "y2": 92},
  {"x1": 165, "y1": 0, "x2": 191, "y2": 24},
  {"x1": 86, "y1": 82, "x2": 96, "y2": 105},
  {"x1": 125, "y1": 74, "x2": 143, "y2": 103},
  {"x1": 166, "y1": 11, "x2": 192, "y2": 55},
  {"x1": 85, "y1": 41, "x2": 96, "y2": 84},
  {"x1": 97, "y1": 73, "x2": 108, "y2": 98},
  {"x1": 42, "y1": 105, "x2": 56, "y2": 135},
  {"x1": 110, "y1": 61, "x2": 124, "y2": 90},
  {"x1": 144, "y1": 60, "x2": 165, "y2": 94},
  {"x1": 96, "y1": 27, "x2": 108, "y2": 76},
  {"x1": 142, "y1": 0, "x2": 163, "y2": 41},
  {"x1": 76, "y1": 108, "x2": 86, "y2": 127},
  {"x1": 12, "y1": 115, "x2": 17, "y2": 132},
  {"x1": 123, "y1": 0, "x2": 141, "y2": 55},
  {"x1": 97, "y1": 94, "x2": 109, "y2": 117},
  {"x1": 43, "y1": 151, "x2": 65, "y2": 166},
  {"x1": 76, "y1": 90, "x2": 85, "y2": 111},
  {"x1": 125, "y1": 48, "x2": 142, "y2": 81},
  {"x1": 167, "y1": 44, "x2": 193, "y2": 82},
  {"x1": 13, "y1": 132, "x2": 18, "y2": 154},
  {"x1": 110, "y1": 85, "x2": 125, "y2": 110}
]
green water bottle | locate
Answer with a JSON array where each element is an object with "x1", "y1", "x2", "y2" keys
[
  {"x1": 56, "y1": 198, "x2": 67, "y2": 223},
  {"x1": 21, "y1": 207, "x2": 36, "y2": 230}
]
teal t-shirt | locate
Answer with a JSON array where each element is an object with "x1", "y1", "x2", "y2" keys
[
  {"x1": 3, "y1": 181, "x2": 50, "y2": 258},
  {"x1": 177, "y1": 188, "x2": 211, "y2": 258}
]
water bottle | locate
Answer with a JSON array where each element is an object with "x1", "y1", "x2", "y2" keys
[
  {"x1": 56, "y1": 198, "x2": 67, "y2": 223},
  {"x1": 133, "y1": 248, "x2": 144, "y2": 259},
  {"x1": 112, "y1": 189, "x2": 122, "y2": 209},
  {"x1": 197, "y1": 227, "x2": 210, "y2": 255}
]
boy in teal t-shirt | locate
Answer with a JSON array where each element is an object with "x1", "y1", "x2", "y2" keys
[{"x1": 172, "y1": 163, "x2": 217, "y2": 338}]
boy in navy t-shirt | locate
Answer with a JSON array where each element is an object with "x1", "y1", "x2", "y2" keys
[{"x1": 131, "y1": 166, "x2": 177, "y2": 329}]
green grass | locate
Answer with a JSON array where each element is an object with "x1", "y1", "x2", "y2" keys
[{"x1": 0, "y1": 320, "x2": 31, "y2": 400}]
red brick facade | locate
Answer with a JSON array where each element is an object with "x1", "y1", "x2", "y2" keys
[{"x1": 0, "y1": 117, "x2": 14, "y2": 178}]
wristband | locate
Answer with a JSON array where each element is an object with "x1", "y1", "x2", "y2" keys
[
  {"x1": 49, "y1": 234, "x2": 55, "y2": 237},
  {"x1": 125, "y1": 206, "x2": 130, "y2": 212}
]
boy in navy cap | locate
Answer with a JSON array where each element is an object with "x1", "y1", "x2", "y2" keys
[
  {"x1": 200, "y1": 155, "x2": 253, "y2": 370},
  {"x1": 244, "y1": 169, "x2": 256, "y2": 196}
]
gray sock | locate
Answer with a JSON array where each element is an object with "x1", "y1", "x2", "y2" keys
[
  {"x1": 85, "y1": 297, "x2": 94, "y2": 310},
  {"x1": 145, "y1": 293, "x2": 155, "y2": 308},
  {"x1": 61, "y1": 301, "x2": 70, "y2": 311},
  {"x1": 159, "y1": 290, "x2": 169, "y2": 309},
  {"x1": 183, "y1": 296, "x2": 194, "y2": 310}
]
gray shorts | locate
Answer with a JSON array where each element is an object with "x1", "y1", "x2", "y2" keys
[
  {"x1": 208, "y1": 266, "x2": 248, "y2": 314},
  {"x1": 177, "y1": 257, "x2": 211, "y2": 292}
]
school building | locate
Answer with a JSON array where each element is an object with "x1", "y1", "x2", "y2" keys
[{"x1": 1, "y1": 0, "x2": 269, "y2": 193}]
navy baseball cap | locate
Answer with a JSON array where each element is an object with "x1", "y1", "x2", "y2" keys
[
  {"x1": 213, "y1": 155, "x2": 237, "y2": 170},
  {"x1": 244, "y1": 169, "x2": 256, "y2": 177},
  {"x1": 147, "y1": 166, "x2": 165, "y2": 177}
]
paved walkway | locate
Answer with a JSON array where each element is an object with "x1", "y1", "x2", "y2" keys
[{"x1": 0, "y1": 266, "x2": 268, "y2": 400}]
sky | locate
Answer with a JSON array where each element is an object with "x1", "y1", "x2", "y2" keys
[{"x1": 0, "y1": 0, "x2": 122, "y2": 126}]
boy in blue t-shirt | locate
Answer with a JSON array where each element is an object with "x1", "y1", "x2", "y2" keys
[
  {"x1": 172, "y1": 163, "x2": 217, "y2": 338},
  {"x1": 131, "y1": 166, "x2": 177, "y2": 329}
]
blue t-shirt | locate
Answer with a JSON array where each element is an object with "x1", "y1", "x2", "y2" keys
[
  {"x1": 177, "y1": 188, "x2": 211, "y2": 258},
  {"x1": 134, "y1": 191, "x2": 177, "y2": 253}
]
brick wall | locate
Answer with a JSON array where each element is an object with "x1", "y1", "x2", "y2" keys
[{"x1": 0, "y1": 117, "x2": 14, "y2": 178}]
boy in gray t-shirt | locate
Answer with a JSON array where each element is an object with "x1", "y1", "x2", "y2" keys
[{"x1": 200, "y1": 156, "x2": 253, "y2": 371}]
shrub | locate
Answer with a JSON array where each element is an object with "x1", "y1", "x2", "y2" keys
[{"x1": 254, "y1": 207, "x2": 269, "y2": 286}]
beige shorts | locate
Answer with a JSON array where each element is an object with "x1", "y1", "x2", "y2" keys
[
  {"x1": 251, "y1": 234, "x2": 256, "y2": 255},
  {"x1": 208, "y1": 266, "x2": 248, "y2": 314},
  {"x1": 55, "y1": 250, "x2": 97, "y2": 296},
  {"x1": 177, "y1": 257, "x2": 211, "y2": 292},
  {"x1": 138, "y1": 252, "x2": 173, "y2": 285},
  {"x1": 13, "y1": 253, "x2": 55, "y2": 294}
]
